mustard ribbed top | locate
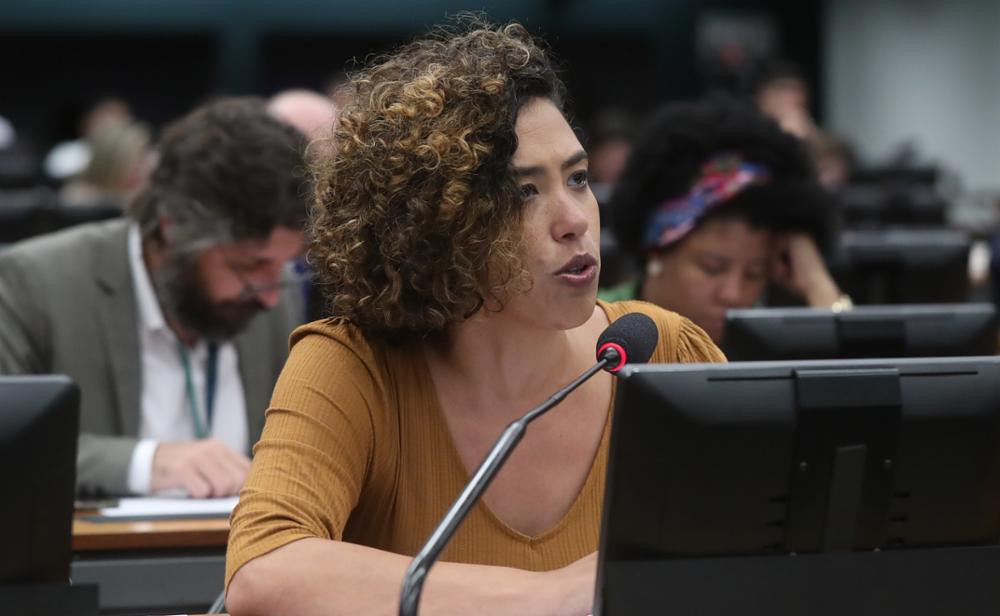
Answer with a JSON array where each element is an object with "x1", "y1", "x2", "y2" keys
[{"x1": 226, "y1": 300, "x2": 726, "y2": 586}]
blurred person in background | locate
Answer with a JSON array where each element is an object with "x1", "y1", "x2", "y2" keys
[
  {"x1": 754, "y1": 61, "x2": 815, "y2": 141},
  {"x1": 0, "y1": 114, "x2": 42, "y2": 188},
  {"x1": 603, "y1": 99, "x2": 846, "y2": 343},
  {"x1": 753, "y1": 61, "x2": 855, "y2": 190},
  {"x1": 267, "y1": 88, "x2": 337, "y2": 144},
  {"x1": 60, "y1": 120, "x2": 153, "y2": 210},
  {"x1": 585, "y1": 107, "x2": 634, "y2": 203},
  {"x1": 809, "y1": 131, "x2": 855, "y2": 190},
  {"x1": 267, "y1": 88, "x2": 337, "y2": 320},
  {"x1": 0, "y1": 97, "x2": 308, "y2": 498},
  {"x1": 44, "y1": 96, "x2": 134, "y2": 182},
  {"x1": 324, "y1": 70, "x2": 352, "y2": 110}
]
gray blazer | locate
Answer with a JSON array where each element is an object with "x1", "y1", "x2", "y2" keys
[{"x1": 0, "y1": 219, "x2": 303, "y2": 496}]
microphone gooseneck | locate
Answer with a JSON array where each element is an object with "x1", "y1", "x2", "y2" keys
[{"x1": 398, "y1": 313, "x2": 659, "y2": 616}]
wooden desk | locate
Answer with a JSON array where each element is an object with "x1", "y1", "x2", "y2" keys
[
  {"x1": 73, "y1": 514, "x2": 229, "y2": 551},
  {"x1": 72, "y1": 512, "x2": 229, "y2": 615}
]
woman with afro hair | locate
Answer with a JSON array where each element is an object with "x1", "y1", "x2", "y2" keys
[
  {"x1": 603, "y1": 99, "x2": 848, "y2": 343},
  {"x1": 225, "y1": 18, "x2": 724, "y2": 616}
]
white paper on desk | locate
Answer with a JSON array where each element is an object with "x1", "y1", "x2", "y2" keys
[{"x1": 98, "y1": 496, "x2": 239, "y2": 518}]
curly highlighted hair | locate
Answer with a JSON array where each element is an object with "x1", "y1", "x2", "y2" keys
[{"x1": 309, "y1": 18, "x2": 565, "y2": 342}]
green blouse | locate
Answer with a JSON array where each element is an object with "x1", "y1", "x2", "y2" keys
[{"x1": 597, "y1": 280, "x2": 640, "y2": 303}]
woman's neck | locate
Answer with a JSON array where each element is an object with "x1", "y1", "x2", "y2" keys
[{"x1": 425, "y1": 307, "x2": 603, "y2": 408}]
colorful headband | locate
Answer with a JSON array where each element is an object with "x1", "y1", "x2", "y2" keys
[{"x1": 642, "y1": 153, "x2": 770, "y2": 251}]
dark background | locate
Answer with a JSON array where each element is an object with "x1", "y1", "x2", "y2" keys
[{"x1": 0, "y1": 0, "x2": 823, "y2": 148}]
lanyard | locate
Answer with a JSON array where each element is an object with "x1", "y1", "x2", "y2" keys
[{"x1": 176, "y1": 341, "x2": 219, "y2": 440}]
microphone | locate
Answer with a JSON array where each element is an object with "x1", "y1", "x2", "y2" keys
[
  {"x1": 595, "y1": 312, "x2": 659, "y2": 373},
  {"x1": 398, "y1": 313, "x2": 658, "y2": 616}
]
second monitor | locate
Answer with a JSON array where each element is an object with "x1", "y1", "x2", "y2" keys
[
  {"x1": 596, "y1": 356, "x2": 1000, "y2": 615},
  {"x1": 722, "y1": 303, "x2": 998, "y2": 361},
  {"x1": 829, "y1": 229, "x2": 970, "y2": 304}
]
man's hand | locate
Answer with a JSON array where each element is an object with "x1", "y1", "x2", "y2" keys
[{"x1": 151, "y1": 439, "x2": 251, "y2": 498}]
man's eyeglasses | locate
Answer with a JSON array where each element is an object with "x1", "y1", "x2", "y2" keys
[{"x1": 227, "y1": 260, "x2": 314, "y2": 303}]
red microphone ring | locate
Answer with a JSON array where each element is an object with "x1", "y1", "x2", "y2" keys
[{"x1": 599, "y1": 342, "x2": 628, "y2": 373}]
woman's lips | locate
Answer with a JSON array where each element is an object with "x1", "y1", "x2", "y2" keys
[
  {"x1": 554, "y1": 261, "x2": 598, "y2": 287},
  {"x1": 555, "y1": 254, "x2": 597, "y2": 286}
]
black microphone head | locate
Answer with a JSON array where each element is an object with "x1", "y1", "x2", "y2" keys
[{"x1": 596, "y1": 312, "x2": 659, "y2": 373}]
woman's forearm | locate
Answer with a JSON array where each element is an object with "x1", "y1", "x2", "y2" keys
[{"x1": 227, "y1": 537, "x2": 590, "y2": 616}]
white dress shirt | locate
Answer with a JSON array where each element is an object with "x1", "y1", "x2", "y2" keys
[{"x1": 126, "y1": 225, "x2": 249, "y2": 494}]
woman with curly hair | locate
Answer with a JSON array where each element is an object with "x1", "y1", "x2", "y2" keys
[
  {"x1": 604, "y1": 99, "x2": 848, "y2": 343},
  {"x1": 225, "y1": 20, "x2": 724, "y2": 615}
]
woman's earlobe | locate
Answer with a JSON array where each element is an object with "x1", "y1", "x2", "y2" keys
[{"x1": 645, "y1": 258, "x2": 663, "y2": 278}]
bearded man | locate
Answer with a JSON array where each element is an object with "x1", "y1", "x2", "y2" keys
[{"x1": 0, "y1": 98, "x2": 307, "y2": 498}]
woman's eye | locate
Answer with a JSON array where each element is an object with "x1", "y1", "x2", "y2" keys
[
  {"x1": 697, "y1": 260, "x2": 727, "y2": 276},
  {"x1": 520, "y1": 184, "x2": 539, "y2": 200},
  {"x1": 569, "y1": 170, "x2": 589, "y2": 188}
]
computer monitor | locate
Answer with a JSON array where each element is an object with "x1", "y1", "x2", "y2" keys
[
  {"x1": 597, "y1": 357, "x2": 1000, "y2": 613},
  {"x1": 0, "y1": 376, "x2": 79, "y2": 584},
  {"x1": 722, "y1": 304, "x2": 998, "y2": 361},
  {"x1": 851, "y1": 164, "x2": 939, "y2": 187},
  {"x1": 838, "y1": 184, "x2": 947, "y2": 229},
  {"x1": 829, "y1": 229, "x2": 971, "y2": 304}
]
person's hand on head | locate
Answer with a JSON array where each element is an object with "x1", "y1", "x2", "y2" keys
[
  {"x1": 773, "y1": 107, "x2": 817, "y2": 141},
  {"x1": 770, "y1": 232, "x2": 842, "y2": 308},
  {"x1": 150, "y1": 439, "x2": 251, "y2": 498}
]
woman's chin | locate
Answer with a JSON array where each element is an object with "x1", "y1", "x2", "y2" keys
[
  {"x1": 559, "y1": 296, "x2": 602, "y2": 330},
  {"x1": 499, "y1": 287, "x2": 599, "y2": 332}
]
